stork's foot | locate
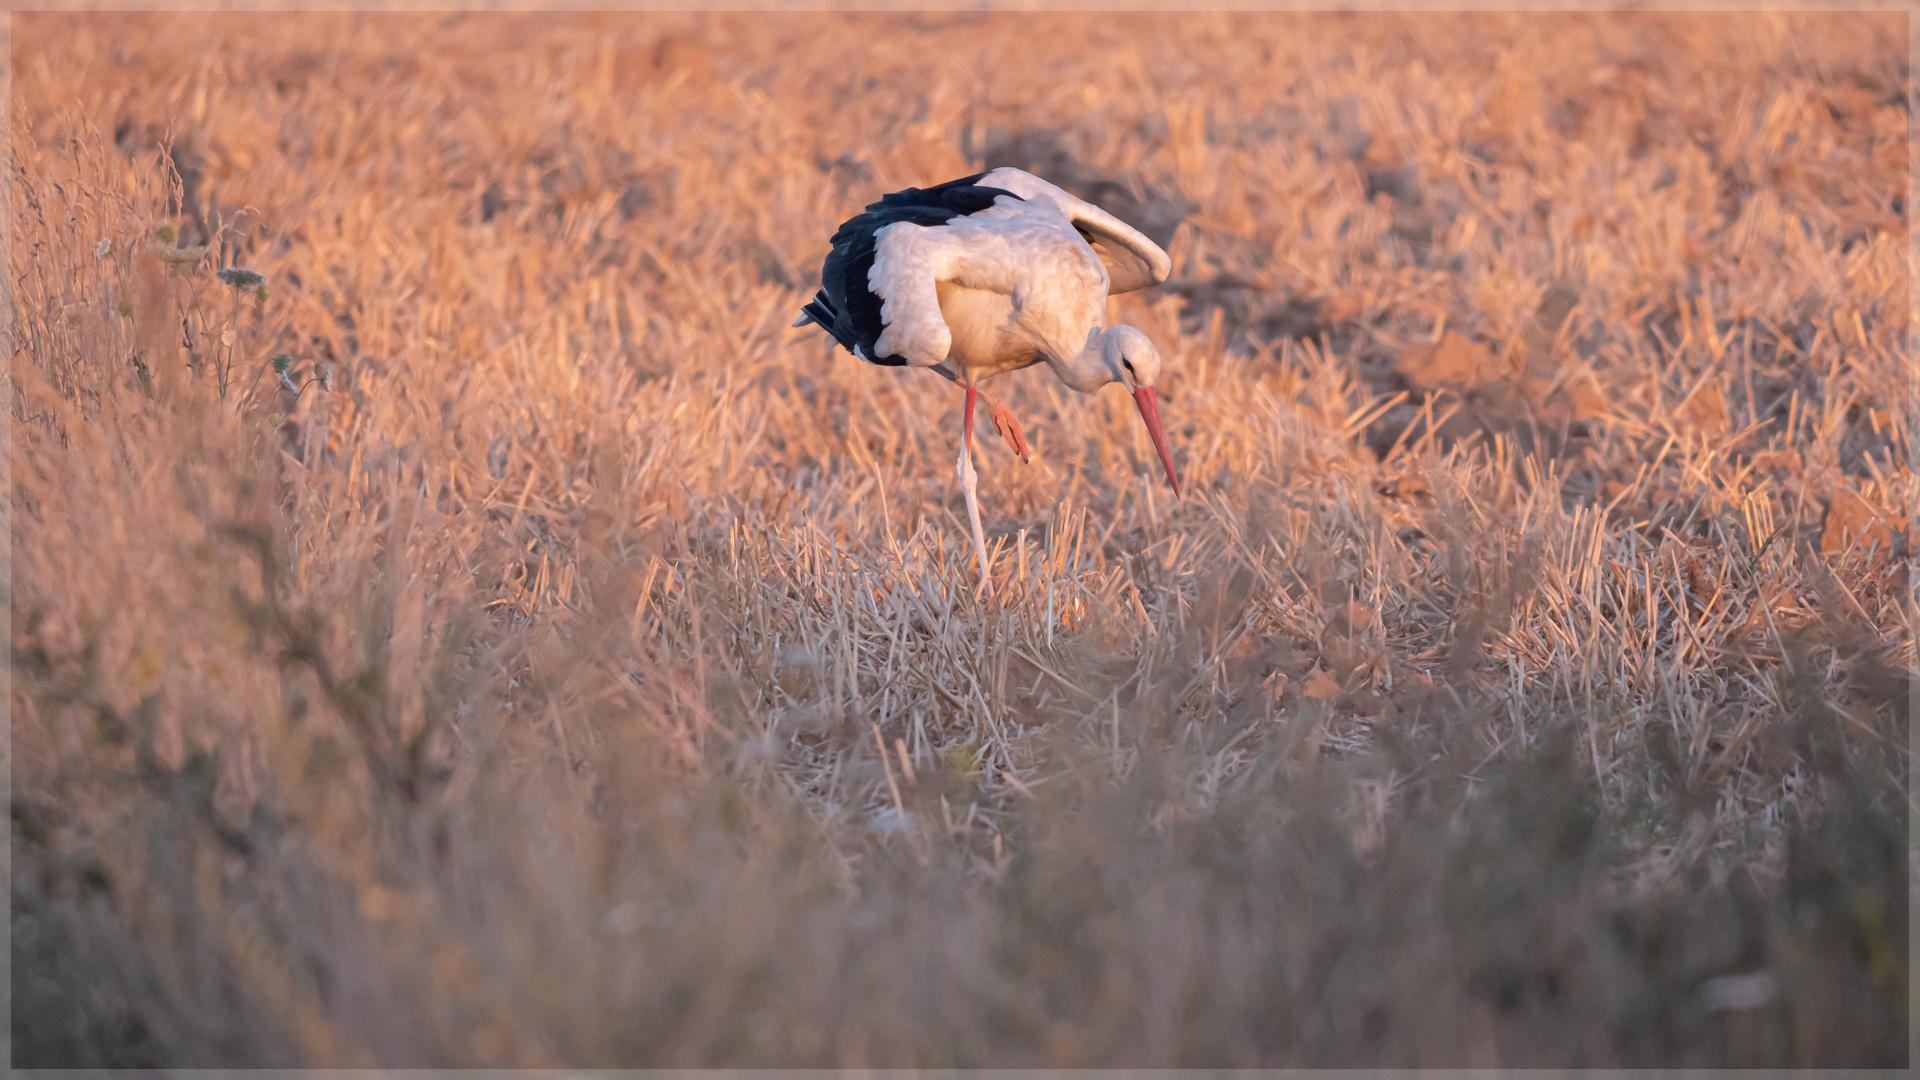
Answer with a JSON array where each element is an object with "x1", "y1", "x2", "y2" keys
[{"x1": 987, "y1": 397, "x2": 1030, "y2": 463}]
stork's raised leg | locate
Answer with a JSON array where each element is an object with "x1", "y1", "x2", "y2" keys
[
  {"x1": 959, "y1": 383, "x2": 994, "y2": 599},
  {"x1": 986, "y1": 397, "x2": 1031, "y2": 462},
  {"x1": 935, "y1": 363, "x2": 1028, "y2": 462}
]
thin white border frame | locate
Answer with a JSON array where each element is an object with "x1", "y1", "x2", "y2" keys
[{"x1": 3, "y1": 4, "x2": 1911, "y2": 1074}]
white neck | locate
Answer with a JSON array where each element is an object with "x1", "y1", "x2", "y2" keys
[{"x1": 1046, "y1": 327, "x2": 1119, "y2": 394}]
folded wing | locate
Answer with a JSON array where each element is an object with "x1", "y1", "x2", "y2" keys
[
  {"x1": 798, "y1": 174, "x2": 1012, "y2": 367},
  {"x1": 867, "y1": 222, "x2": 964, "y2": 367},
  {"x1": 979, "y1": 167, "x2": 1172, "y2": 294}
]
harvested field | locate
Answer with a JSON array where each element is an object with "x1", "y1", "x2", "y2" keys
[{"x1": 10, "y1": 9, "x2": 1911, "y2": 1067}]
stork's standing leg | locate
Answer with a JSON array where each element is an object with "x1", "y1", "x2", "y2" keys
[{"x1": 958, "y1": 382, "x2": 995, "y2": 599}]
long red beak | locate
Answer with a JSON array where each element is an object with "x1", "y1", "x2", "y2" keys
[{"x1": 1132, "y1": 386, "x2": 1182, "y2": 499}]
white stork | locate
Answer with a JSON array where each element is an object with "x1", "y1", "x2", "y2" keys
[{"x1": 792, "y1": 167, "x2": 1181, "y2": 594}]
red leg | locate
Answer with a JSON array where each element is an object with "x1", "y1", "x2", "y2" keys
[
  {"x1": 932, "y1": 364, "x2": 1028, "y2": 462},
  {"x1": 988, "y1": 398, "x2": 1030, "y2": 462}
]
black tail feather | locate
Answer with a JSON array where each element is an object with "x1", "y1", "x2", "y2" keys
[{"x1": 802, "y1": 294, "x2": 837, "y2": 330}]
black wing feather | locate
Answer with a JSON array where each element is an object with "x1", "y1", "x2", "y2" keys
[{"x1": 797, "y1": 173, "x2": 1021, "y2": 367}]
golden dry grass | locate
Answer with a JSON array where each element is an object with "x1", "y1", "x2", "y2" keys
[{"x1": 10, "y1": 9, "x2": 1912, "y2": 1067}]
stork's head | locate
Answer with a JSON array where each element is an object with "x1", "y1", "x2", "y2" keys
[
  {"x1": 1100, "y1": 324, "x2": 1162, "y2": 391},
  {"x1": 1100, "y1": 325, "x2": 1182, "y2": 499}
]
